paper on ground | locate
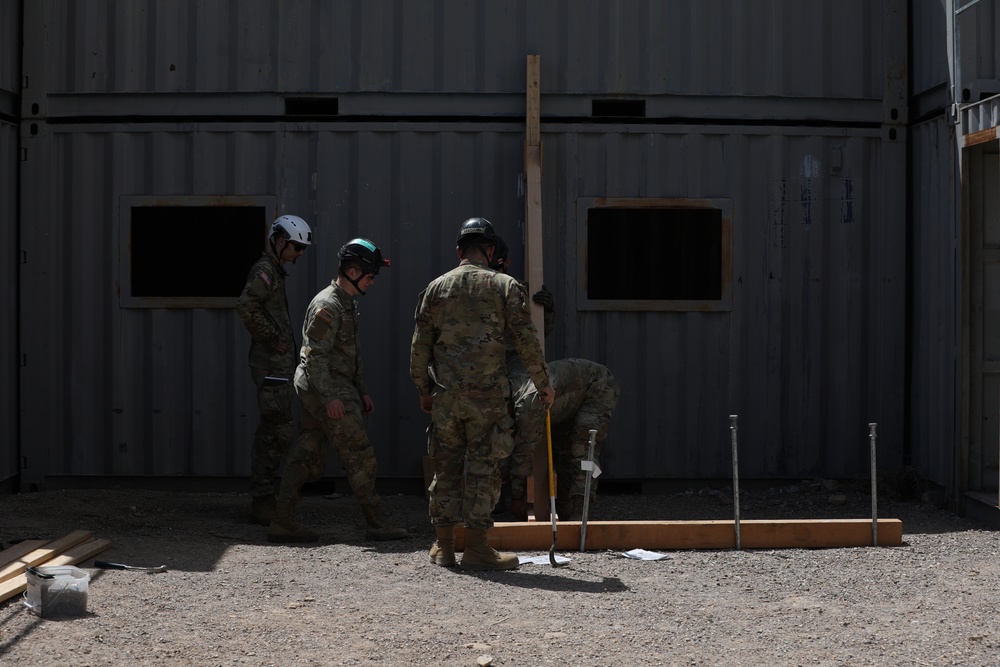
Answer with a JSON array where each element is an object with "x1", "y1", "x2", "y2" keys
[
  {"x1": 518, "y1": 554, "x2": 572, "y2": 565},
  {"x1": 622, "y1": 548, "x2": 673, "y2": 561}
]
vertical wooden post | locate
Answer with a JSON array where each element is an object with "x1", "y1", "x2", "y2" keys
[{"x1": 524, "y1": 55, "x2": 550, "y2": 521}]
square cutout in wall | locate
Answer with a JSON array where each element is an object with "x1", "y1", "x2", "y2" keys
[
  {"x1": 577, "y1": 197, "x2": 733, "y2": 311},
  {"x1": 120, "y1": 195, "x2": 275, "y2": 308}
]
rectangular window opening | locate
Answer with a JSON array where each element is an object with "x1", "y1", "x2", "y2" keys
[
  {"x1": 121, "y1": 196, "x2": 275, "y2": 308},
  {"x1": 578, "y1": 198, "x2": 732, "y2": 312}
]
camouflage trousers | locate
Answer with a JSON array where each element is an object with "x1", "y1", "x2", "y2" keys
[
  {"x1": 249, "y1": 367, "x2": 295, "y2": 498},
  {"x1": 428, "y1": 392, "x2": 514, "y2": 530},
  {"x1": 509, "y1": 398, "x2": 616, "y2": 500},
  {"x1": 277, "y1": 389, "x2": 380, "y2": 509}
]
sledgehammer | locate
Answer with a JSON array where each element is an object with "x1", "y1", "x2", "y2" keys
[{"x1": 94, "y1": 560, "x2": 167, "y2": 573}]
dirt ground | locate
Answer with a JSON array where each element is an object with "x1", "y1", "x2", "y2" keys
[{"x1": 1, "y1": 478, "x2": 999, "y2": 667}]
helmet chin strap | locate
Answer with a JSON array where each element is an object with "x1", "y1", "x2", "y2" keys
[
  {"x1": 343, "y1": 268, "x2": 368, "y2": 296},
  {"x1": 271, "y1": 235, "x2": 294, "y2": 264}
]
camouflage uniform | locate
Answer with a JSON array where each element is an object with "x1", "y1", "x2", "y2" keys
[
  {"x1": 502, "y1": 284, "x2": 554, "y2": 503},
  {"x1": 509, "y1": 358, "x2": 619, "y2": 511},
  {"x1": 277, "y1": 280, "x2": 383, "y2": 509},
  {"x1": 410, "y1": 258, "x2": 551, "y2": 530},
  {"x1": 235, "y1": 251, "x2": 298, "y2": 499}
]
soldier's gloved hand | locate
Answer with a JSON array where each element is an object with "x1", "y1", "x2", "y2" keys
[{"x1": 532, "y1": 285, "x2": 554, "y2": 312}]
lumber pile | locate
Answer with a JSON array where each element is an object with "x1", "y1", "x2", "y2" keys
[{"x1": 0, "y1": 531, "x2": 112, "y2": 604}]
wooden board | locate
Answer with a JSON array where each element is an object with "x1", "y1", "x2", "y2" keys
[
  {"x1": 454, "y1": 519, "x2": 903, "y2": 551},
  {"x1": 524, "y1": 54, "x2": 551, "y2": 523},
  {"x1": 0, "y1": 540, "x2": 48, "y2": 569},
  {"x1": 0, "y1": 537, "x2": 112, "y2": 604},
  {"x1": 0, "y1": 530, "x2": 93, "y2": 583}
]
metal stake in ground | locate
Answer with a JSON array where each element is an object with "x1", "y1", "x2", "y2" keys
[
  {"x1": 579, "y1": 429, "x2": 599, "y2": 552},
  {"x1": 869, "y1": 422, "x2": 878, "y2": 546},
  {"x1": 730, "y1": 415, "x2": 741, "y2": 550},
  {"x1": 545, "y1": 411, "x2": 564, "y2": 567}
]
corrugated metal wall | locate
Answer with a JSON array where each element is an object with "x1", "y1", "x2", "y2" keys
[
  {"x1": 17, "y1": 0, "x2": 910, "y2": 487},
  {"x1": 31, "y1": 0, "x2": 885, "y2": 99},
  {"x1": 541, "y1": 126, "x2": 904, "y2": 478},
  {"x1": 1, "y1": 0, "x2": 21, "y2": 485},
  {"x1": 954, "y1": 0, "x2": 1000, "y2": 103},
  {"x1": 908, "y1": 0, "x2": 958, "y2": 491},
  {"x1": 909, "y1": 117, "x2": 958, "y2": 488}
]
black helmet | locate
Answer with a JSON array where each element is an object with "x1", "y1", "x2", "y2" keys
[
  {"x1": 338, "y1": 238, "x2": 390, "y2": 275},
  {"x1": 489, "y1": 235, "x2": 509, "y2": 271},
  {"x1": 456, "y1": 217, "x2": 496, "y2": 245}
]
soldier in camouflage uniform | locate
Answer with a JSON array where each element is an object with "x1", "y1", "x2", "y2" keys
[
  {"x1": 235, "y1": 214, "x2": 313, "y2": 525},
  {"x1": 510, "y1": 358, "x2": 620, "y2": 520},
  {"x1": 488, "y1": 235, "x2": 554, "y2": 521},
  {"x1": 268, "y1": 238, "x2": 410, "y2": 544},
  {"x1": 410, "y1": 218, "x2": 554, "y2": 571}
]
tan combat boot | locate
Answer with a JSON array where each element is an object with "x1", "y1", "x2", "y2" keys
[
  {"x1": 267, "y1": 498, "x2": 319, "y2": 543},
  {"x1": 460, "y1": 528, "x2": 519, "y2": 571},
  {"x1": 361, "y1": 503, "x2": 410, "y2": 541},
  {"x1": 249, "y1": 494, "x2": 276, "y2": 526},
  {"x1": 429, "y1": 524, "x2": 457, "y2": 566}
]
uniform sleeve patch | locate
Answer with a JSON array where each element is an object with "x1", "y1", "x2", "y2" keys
[
  {"x1": 316, "y1": 308, "x2": 334, "y2": 323},
  {"x1": 258, "y1": 271, "x2": 272, "y2": 287}
]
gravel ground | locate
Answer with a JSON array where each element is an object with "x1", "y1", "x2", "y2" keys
[{"x1": 1, "y1": 479, "x2": 999, "y2": 667}]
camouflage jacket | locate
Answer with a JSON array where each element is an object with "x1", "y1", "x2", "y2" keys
[
  {"x1": 235, "y1": 251, "x2": 297, "y2": 374},
  {"x1": 410, "y1": 258, "x2": 550, "y2": 399},
  {"x1": 514, "y1": 358, "x2": 617, "y2": 423},
  {"x1": 295, "y1": 281, "x2": 368, "y2": 404},
  {"x1": 505, "y1": 281, "x2": 554, "y2": 378}
]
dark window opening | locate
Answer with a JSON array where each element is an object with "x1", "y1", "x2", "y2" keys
[
  {"x1": 587, "y1": 207, "x2": 722, "y2": 300},
  {"x1": 131, "y1": 206, "x2": 265, "y2": 298},
  {"x1": 284, "y1": 97, "x2": 339, "y2": 116},
  {"x1": 592, "y1": 99, "x2": 646, "y2": 118}
]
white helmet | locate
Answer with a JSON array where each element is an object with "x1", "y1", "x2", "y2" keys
[{"x1": 270, "y1": 215, "x2": 312, "y2": 245}]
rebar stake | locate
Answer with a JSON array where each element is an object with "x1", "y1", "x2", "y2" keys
[
  {"x1": 869, "y1": 422, "x2": 878, "y2": 546},
  {"x1": 730, "y1": 415, "x2": 741, "y2": 550},
  {"x1": 579, "y1": 429, "x2": 598, "y2": 552}
]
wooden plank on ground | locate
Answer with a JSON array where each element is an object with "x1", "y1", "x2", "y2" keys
[
  {"x1": 0, "y1": 530, "x2": 93, "y2": 583},
  {"x1": 454, "y1": 519, "x2": 903, "y2": 551},
  {"x1": 0, "y1": 537, "x2": 112, "y2": 605},
  {"x1": 0, "y1": 540, "x2": 49, "y2": 569}
]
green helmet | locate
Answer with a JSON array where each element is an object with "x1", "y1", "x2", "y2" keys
[{"x1": 338, "y1": 238, "x2": 389, "y2": 275}]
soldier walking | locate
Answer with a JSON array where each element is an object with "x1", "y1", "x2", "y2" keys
[{"x1": 235, "y1": 215, "x2": 313, "y2": 525}]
